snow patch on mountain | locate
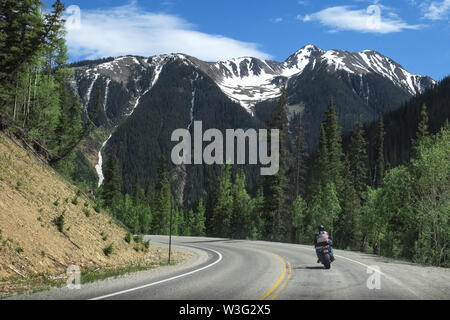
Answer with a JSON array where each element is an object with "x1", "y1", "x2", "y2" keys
[
  {"x1": 83, "y1": 73, "x2": 99, "y2": 123},
  {"x1": 95, "y1": 134, "x2": 112, "y2": 187},
  {"x1": 103, "y1": 79, "x2": 111, "y2": 113},
  {"x1": 212, "y1": 57, "x2": 282, "y2": 113}
]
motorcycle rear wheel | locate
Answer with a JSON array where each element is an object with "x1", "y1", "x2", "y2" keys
[{"x1": 323, "y1": 253, "x2": 331, "y2": 269}]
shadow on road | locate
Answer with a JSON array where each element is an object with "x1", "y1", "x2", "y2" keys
[{"x1": 294, "y1": 266, "x2": 325, "y2": 270}]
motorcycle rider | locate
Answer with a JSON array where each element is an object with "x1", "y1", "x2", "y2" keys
[{"x1": 314, "y1": 225, "x2": 335, "y2": 262}]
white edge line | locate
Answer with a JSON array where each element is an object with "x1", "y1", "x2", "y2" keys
[
  {"x1": 334, "y1": 254, "x2": 387, "y2": 276},
  {"x1": 334, "y1": 254, "x2": 418, "y2": 297},
  {"x1": 89, "y1": 247, "x2": 223, "y2": 300}
]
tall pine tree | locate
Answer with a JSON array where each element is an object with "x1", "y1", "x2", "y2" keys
[
  {"x1": 211, "y1": 164, "x2": 233, "y2": 237},
  {"x1": 152, "y1": 157, "x2": 172, "y2": 235},
  {"x1": 102, "y1": 155, "x2": 122, "y2": 208},
  {"x1": 373, "y1": 116, "x2": 385, "y2": 188},
  {"x1": 348, "y1": 118, "x2": 368, "y2": 201}
]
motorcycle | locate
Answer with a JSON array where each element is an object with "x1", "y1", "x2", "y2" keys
[{"x1": 315, "y1": 243, "x2": 333, "y2": 269}]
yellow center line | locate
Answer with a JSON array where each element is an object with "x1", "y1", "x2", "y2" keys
[
  {"x1": 269, "y1": 278, "x2": 289, "y2": 300},
  {"x1": 270, "y1": 260, "x2": 292, "y2": 300},
  {"x1": 253, "y1": 249, "x2": 292, "y2": 300}
]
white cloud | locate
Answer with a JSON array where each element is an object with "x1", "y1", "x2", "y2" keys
[
  {"x1": 302, "y1": 5, "x2": 422, "y2": 34},
  {"x1": 64, "y1": 2, "x2": 272, "y2": 61},
  {"x1": 424, "y1": 0, "x2": 450, "y2": 20}
]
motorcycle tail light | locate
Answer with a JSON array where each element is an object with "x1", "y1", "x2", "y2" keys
[{"x1": 323, "y1": 246, "x2": 328, "y2": 249}]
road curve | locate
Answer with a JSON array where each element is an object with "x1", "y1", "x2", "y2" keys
[{"x1": 9, "y1": 236, "x2": 450, "y2": 300}]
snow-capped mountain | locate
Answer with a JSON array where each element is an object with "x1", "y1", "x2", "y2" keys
[
  {"x1": 73, "y1": 45, "x2": 434, "y2": 118},
  {"x1": 190, "y1": 45, "x2": 434, "y2": 113}
]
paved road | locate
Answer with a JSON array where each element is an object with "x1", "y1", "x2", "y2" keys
[{"x1": 10, "y1": 236, "x2": 450, "y2": 300}]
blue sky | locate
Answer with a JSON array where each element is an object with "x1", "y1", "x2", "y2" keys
[{"x1": 47, "y1": 0, "x2": 450, "y2": 80}]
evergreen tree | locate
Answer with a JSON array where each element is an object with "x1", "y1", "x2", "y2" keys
[
  {"x1": 287, "y1": 112, "x2": 309, "y2": 241},
  {"x1": 152, "y1": 157, "x2": 171, "y2": 235},
  {"x1": 335, "y1": 159, "x2": 361, "y2": 249},
  {"x1": 185, "y1": 209, "x2": 193, "y2": 236},
  {"x1": 230, "y1": 171, "x2": 251, "y2": 239},
  {"x1": 175, "y1": 206, "x2": 186, "y2": 236},
  {"x1": 373, "y1": 116, "x2": 385, "y2": 188},
  {"x1": 204, "y1": 168, "x2": 219, "y2": 236},
  {"x1": 133, "y1": 179, "x2": 146, "y2": 205},
  {"x1": 417, "y1": 104, "x2": 430, "y2": 141},
  {"x1": 190, "y1": 199, "x2": 206, "y2": 236},
  {"x1": 249, "y1": 185, "x2": 264, "y2": 240},
  {"x1": 211, "y1": 164, "x2": 233, "y2": 237},
  {"x1": 348, "y1": 118, "x2": 368, "y2": 201},
  {"x1": 145, "y1": 183, "x2": 156, "y2": 207},
  {"x1": 102, "y1": 155, "x2": 122, "y2": 208},
  {"x1": 310, "y1": 124, "x2": 329, "y2": 195},
  {"x1": 323, "y1": 98, "x2": 344, "y2": 191},
  {"x1": 412, "y1": 104, "x2": 430, "y2": 156}
]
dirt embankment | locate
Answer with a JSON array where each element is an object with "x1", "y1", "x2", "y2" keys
[{"x1": 0, "y1": 132, "x2": 189, "y2": 296}]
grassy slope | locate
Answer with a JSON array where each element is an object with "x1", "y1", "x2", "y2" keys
[{"x1": 0, "y1": 132, "x2": 188, "y2": 296}]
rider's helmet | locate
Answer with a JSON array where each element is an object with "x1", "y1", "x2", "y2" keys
[{"x1": 318, "y1": 225, "x2": 325, "y2": 232}]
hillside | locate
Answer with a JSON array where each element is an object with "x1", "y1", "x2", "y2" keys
[
  {"x1": 0, "y1": 132, "x2": 188, "y2": 296},
  {"x1": 363, "y1": 75, "x2": 450, "y2": 169}
]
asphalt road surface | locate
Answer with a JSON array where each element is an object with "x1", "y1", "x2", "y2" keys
[{"x1": 10, "y1": 236, "x2": 450, "y2": 300}]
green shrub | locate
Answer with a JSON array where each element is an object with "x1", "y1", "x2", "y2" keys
[
  {"x1": 134, "y1": 235, "x2": 143, "y2": 244},
  {"x1": 103, "y1": 243, "x2": 114, "y2": 256},
  {"x1": 16, "y1": 246, "x2": 24, "y2": 253},
  {"x1": 82, "y1": 208, "x2": 91, "y2": 217},
  {"x1": 71, "y1": 197, "x2": 78, "y2": 205},
  {"x1": 54, "y1": 213, "x2": 65, "y2": 232},
  {"x1": 53, "y1": 198, "x2": 59, "y2": 206},
  {"x1": 124, "y1": 232, "x2": 131, "y2": 243}
]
